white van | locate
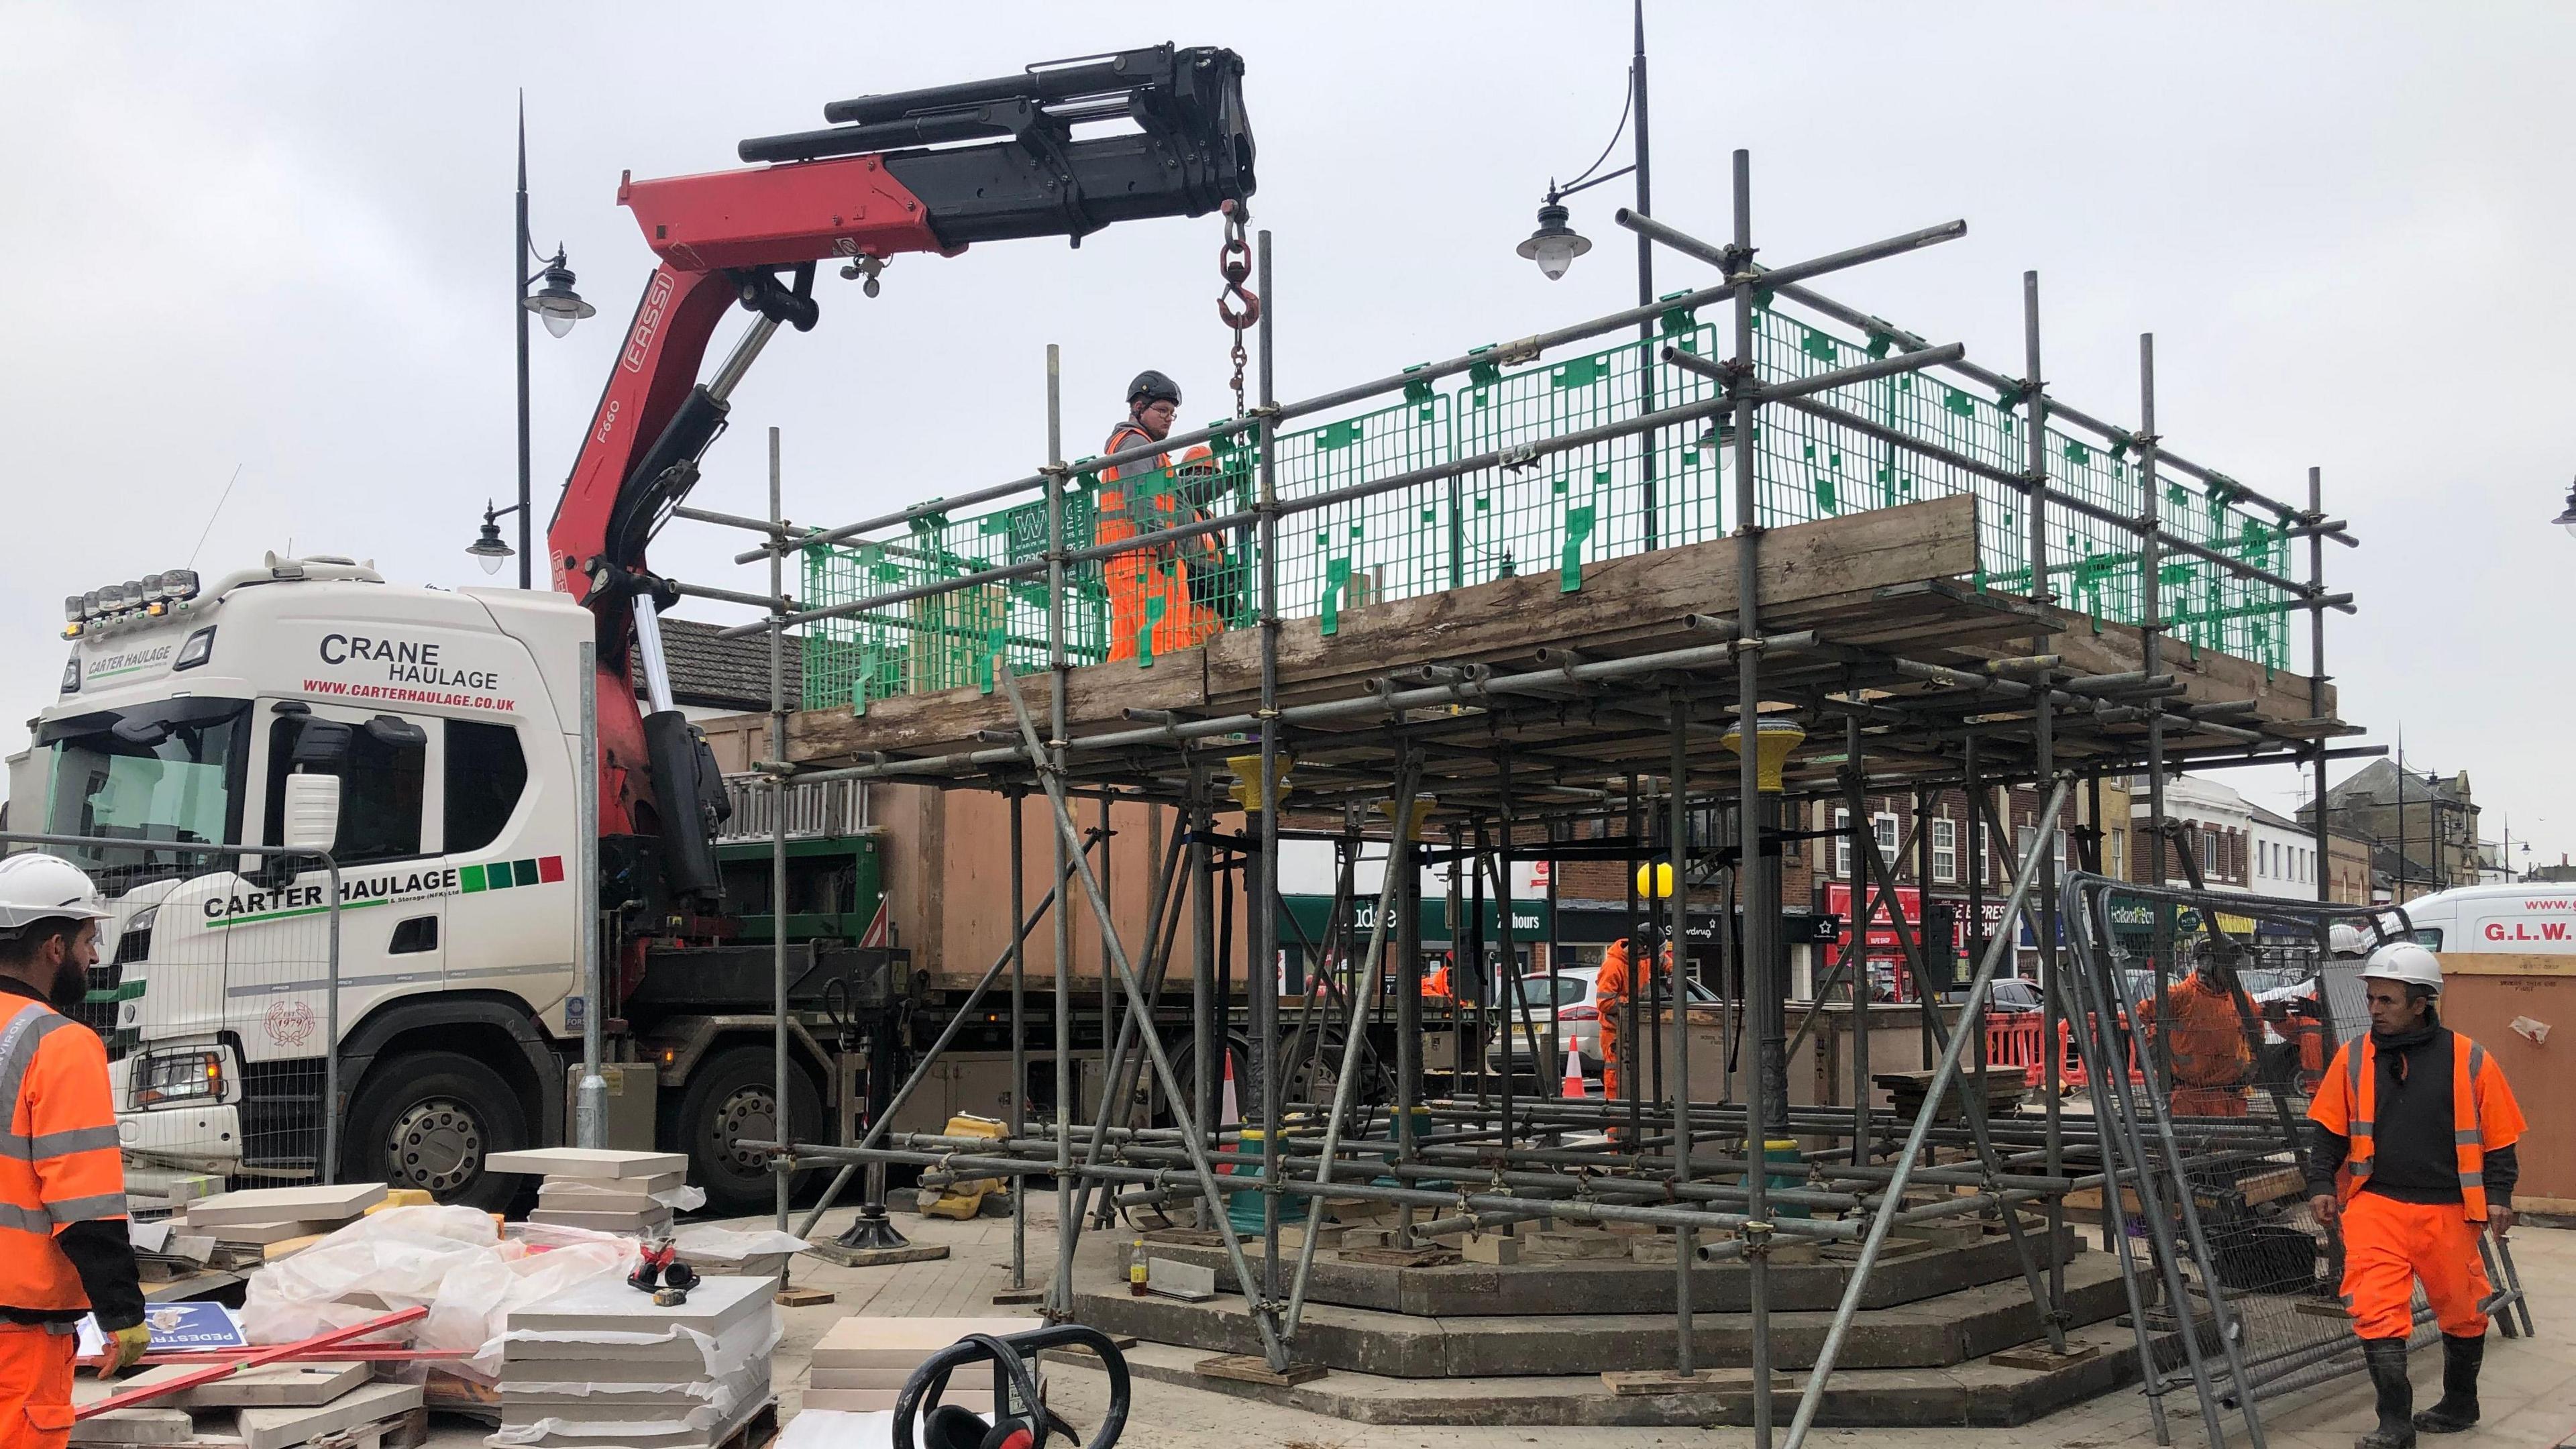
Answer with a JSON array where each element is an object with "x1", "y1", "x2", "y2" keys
[{"x1": 2399, "y1": 883, "x2": 2576, "y2": 953}]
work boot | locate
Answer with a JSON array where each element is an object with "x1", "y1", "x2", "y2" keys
[
  {"x1": 2358, "y1": 1338, "x2": 2416, "y2": 1449},
  {"x1": 2412, "y1": 1333, "x2": 2484, "y2": 1434}
]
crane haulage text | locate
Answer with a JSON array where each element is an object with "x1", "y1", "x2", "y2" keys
[{"x1": 317, "y1": 633, "x2": 500, "y2": 690}]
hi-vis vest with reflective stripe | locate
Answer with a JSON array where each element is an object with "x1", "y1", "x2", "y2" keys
[
  {"x1": 2339, "y1": 1028, "x2": 2493, "y2": 1222},
  {"x1": 0, "y1": 998, "x2": 127, "y2": 1310}
]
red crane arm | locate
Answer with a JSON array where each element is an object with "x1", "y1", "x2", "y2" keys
[{"x1": 543, "y1": 45, "x2": 1254, "y2": 917}]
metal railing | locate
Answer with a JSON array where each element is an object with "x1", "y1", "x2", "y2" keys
[{"x1": 0, "y1": 830, "x2": 342, "y2": 1185}]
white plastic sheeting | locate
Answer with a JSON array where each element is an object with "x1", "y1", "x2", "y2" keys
[{"x1": 239, "y1": 1205, "x2": 639, "y2": 1381}]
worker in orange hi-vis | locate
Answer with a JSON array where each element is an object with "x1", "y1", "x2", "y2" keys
[
  {"x1": 1423, "y1": 955, "x2": 1453, "y2": 1004},
  {"x1": 2308, "y1": 942, "x2": 2524, "y2": 1449},
  {"x1": 0, "y1": 855, "x2": 152, "y2": 1446},
  {"x1": 1593, "y1": 937, "x2": 1635, "y2": 1106},
  {"x1": 1099, "y1": 371, "x2": 1225, "y2": 663},
  {"x1": 2134, "y1": 934, "x2": 2257, "y2": 1117}
]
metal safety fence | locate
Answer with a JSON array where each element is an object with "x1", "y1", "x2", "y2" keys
[
  {"x1": 796, "y1": 297, "x2": 2296, "y2": 712},
  {"x1": 0, "y1": 830, "x2": 342, "y2": 1187},
  {"x1": 2057, "y1": 876, "x2": 2533, "y2": 1448}
]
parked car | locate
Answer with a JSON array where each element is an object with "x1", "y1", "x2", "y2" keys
[
  {"x1": 1981, "y1": 978, "x2": 2047, "y2": 1014},
  {"x1": 1481, "y1": 963, "x2": 1717, "y2": 1076}
]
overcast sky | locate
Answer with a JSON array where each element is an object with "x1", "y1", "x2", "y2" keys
[{"x1": 7, "y1": 2, "x2": 2572, "y2": 867}]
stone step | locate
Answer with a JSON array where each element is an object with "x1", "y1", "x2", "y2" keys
[
  {"x1": 1070, "y1": 1250, "x2": 2132, "y2": 1377},
  {"x1": 1119, "y1": 1225, "x2": 2079, "y2": 1318},
  {"x1": 1045, "y1": 1320, "x2": 2143, "y2": 1427}
]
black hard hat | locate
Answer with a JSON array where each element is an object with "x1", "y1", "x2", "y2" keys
[{"x1": 1126, "y1": 370, "x2": 1183, "y2": 407}]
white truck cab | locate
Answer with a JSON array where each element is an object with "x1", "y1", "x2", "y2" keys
[{"x1": 23, "y1": 555, "x2": 592, "y2": 1205}]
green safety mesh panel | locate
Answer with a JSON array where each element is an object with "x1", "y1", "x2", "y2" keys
[{"x1": 801, "y1": 308, "x2": 2292, "y2": 710}]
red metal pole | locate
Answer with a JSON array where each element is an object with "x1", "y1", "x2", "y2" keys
[{"x1": 76, "y1": 1305, "x2": 428, "y2": 1419}]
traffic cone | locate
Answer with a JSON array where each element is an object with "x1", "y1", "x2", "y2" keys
[
  {"x1": 1216, "y1": 1053, "x2": 1242, "y2": 1177},
  {"x1": 1561, "y1": 1045, "x2": 1588, "y2": 1100}
]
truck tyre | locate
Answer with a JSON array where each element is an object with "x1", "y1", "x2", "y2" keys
[
  {"x1": 345, "y1": 1051, "x2": 529, "y2": 1213},
  {"x1": 670, "y1": 1046, "x2": 823, "y2": 1216}
]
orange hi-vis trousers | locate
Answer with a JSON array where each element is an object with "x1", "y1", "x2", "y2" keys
[
  {"x1": 0, "y1": 1323, "x2": 76, "y2": 1448},
  {"x1": 2171, "y1": 1085, "x2": 2249, "y2": 1117},
  {"x1": 2339, "y1": 1191, "x2": 2492, "y2": 1341}
]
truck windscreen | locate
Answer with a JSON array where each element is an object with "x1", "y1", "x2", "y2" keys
[{"x1": 38, "y1": 697, "x2": 251, "y2": 892}]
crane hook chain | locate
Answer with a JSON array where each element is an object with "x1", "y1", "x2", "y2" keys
[{"x1": 1217, "y1": 201, "x2": 1260, "y2": 419}]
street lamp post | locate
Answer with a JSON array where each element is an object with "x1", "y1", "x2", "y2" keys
[
  {"x1": 1514, "y1": 0, "x2": 1649, "y2": 286},
  {"x1": 510, "y1": 95, "x2": 593, "y2": 589},
  {"x1": 1515, "y1": 1, "x2": 1655, "y2": 543},
  {"x1": 469, "y1": 500, "x2": 524, "y2": 575}
]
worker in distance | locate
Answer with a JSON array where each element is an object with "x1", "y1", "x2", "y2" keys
[
  {"x1": 0, "y1": 855, "x2": 152, "y2": 1445},
  {"x1": 2307, "y1": 942, "x2": 2524, "y2": 1449}
]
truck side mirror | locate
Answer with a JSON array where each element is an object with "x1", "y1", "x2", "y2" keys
[
  {"x1": 278, "y1": 772, "x2": 341, "y2": 853},
  {"x1": 290, "y1": 719, "x2": 354, "y2": 768}
]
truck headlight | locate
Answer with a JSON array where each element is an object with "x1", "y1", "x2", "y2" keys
[{"x1": 133, "y1": 1050, "x2": 224, "y2": 1108}]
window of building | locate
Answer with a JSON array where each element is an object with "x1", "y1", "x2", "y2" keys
[
  {"x1": 1833, "y1": 808, "x2": 1853, "y2": 879},
  {"x1": 445, "y1": 720, "x2": 528, "y2": 855},
  {"x1": 1931, "y1": 818, "x2": 1957, "y2": 883},
  {"x1": 1872, "y1": 813, "x2": 1899, "y2": 867},
  {"x1": 2109, "y1": 828, "x2": 2125, "y2": 879},
  {"x1": 2202, "y1": 826, "x2": 2218, "y2": 873}
]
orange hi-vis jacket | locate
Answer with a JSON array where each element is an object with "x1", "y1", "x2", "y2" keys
[
  {"x1": 0, "y1": 998, "x2": 128, "y2": 1311},
  {"x1": 2135, "y1": 971, "x2": 2255, "y2": 1088},
  {"x1": 1595, "y1": 939, "x2": 1633, "y2": 1099},
  {"x1": 2310, "y1": 1028, "x2": 2524, "y2": 1222},
  {"x1": 1099, "y1": 423, "x2": 1223, "y2": 663}
]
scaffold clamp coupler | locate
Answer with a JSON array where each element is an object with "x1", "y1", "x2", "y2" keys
[{"x1": 1741, "y1": 1219, "x2": 1775, "y2": 1250}]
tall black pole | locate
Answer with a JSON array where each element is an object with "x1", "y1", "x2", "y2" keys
[
  {"x1": 1631, "y1": 0, "x2": 1657, "y2": 551},
  {"x1": 2396, "y1": 731, "x2": 2408, "y2": 904},
  {"x1": 515, "y1": 95, "x2": 534, "y2": 590}
]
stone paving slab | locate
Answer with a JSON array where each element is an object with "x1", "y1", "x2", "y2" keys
[
  {"x1": 1120, "y1": 1226, "x2": 2082, "y2": 1317},
  {"x1": 1069, "y1": 1251, "x2": 2133, "y2": 1375},
  {"x1": 407, "y1": 1201, "x2": 2576, "y2": 1449}
]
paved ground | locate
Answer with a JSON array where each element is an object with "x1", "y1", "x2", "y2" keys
[{"x1": 420, "y1": 1202, "x2": 2576, "y2": 1449}]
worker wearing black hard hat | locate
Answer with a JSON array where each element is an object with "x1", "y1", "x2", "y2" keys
[{"x1": 1098, "y1": 371, "x2": 1226, "y2": 663}]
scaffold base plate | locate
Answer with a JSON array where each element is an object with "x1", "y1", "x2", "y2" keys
[{"x1": 803, "y1": 1242, "x2": 952, "y2": 1269}]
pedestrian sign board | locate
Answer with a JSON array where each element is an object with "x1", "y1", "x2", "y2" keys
[{"x1": 77, "y1": 1302, "x2": 246, "y2": 1356}]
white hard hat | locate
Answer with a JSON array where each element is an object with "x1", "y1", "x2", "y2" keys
[
  {"x1": 2360, "y1": 941, "x2": 2443, "y2": 994},
  {"x1": 2327, "y1": 924, "x2": 2368, "y2": 957},
  {"x1": 0, "y1": 854, "x2": 111, "y2": 932}
]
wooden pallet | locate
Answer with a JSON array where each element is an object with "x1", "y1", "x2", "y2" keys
[{"x1": 719, "y1": 1400, "x2": 782, "y2": 1449}]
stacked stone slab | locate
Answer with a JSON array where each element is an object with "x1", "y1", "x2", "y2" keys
[
  {"x1": 494, "y1": 1272, "x2": 776, "y2": 1449},
  {"x1": 72, "y1": 1366, "x2": 421, "y2": 1448},
  {"x1": 487, "y1": 1148, "x2": 688, "y2": 1236},
  {"x1": 169, "y1": 1183, "x2": 388, "y2": 1265},
  {"x1": 803, "y1": 1317, "x2": 1039, "y2": 1413}
]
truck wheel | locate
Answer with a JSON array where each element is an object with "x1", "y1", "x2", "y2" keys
[
  {"x1": 345, "y1": 1051, "x2": 528, "y2": 1213},
  {"x1": 671, "y1": 1046, "x2": 823, "y2": 1217},
  {"x1": 1157, "y1": 1034, "x2": 1252, "y2": 1128}
]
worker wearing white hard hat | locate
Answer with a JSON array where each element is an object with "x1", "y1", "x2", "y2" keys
[
  {"x1": 0, "y1": 853, "x2": 152, "y2": 1442},
  {"x1": 2307, "y1": 941, "x2": 2526, "y2": 1446}
]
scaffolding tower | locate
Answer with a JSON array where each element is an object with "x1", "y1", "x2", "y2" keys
[{"x1": 684, "y1": 150, "x2": 2375, "y2": 1447}]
